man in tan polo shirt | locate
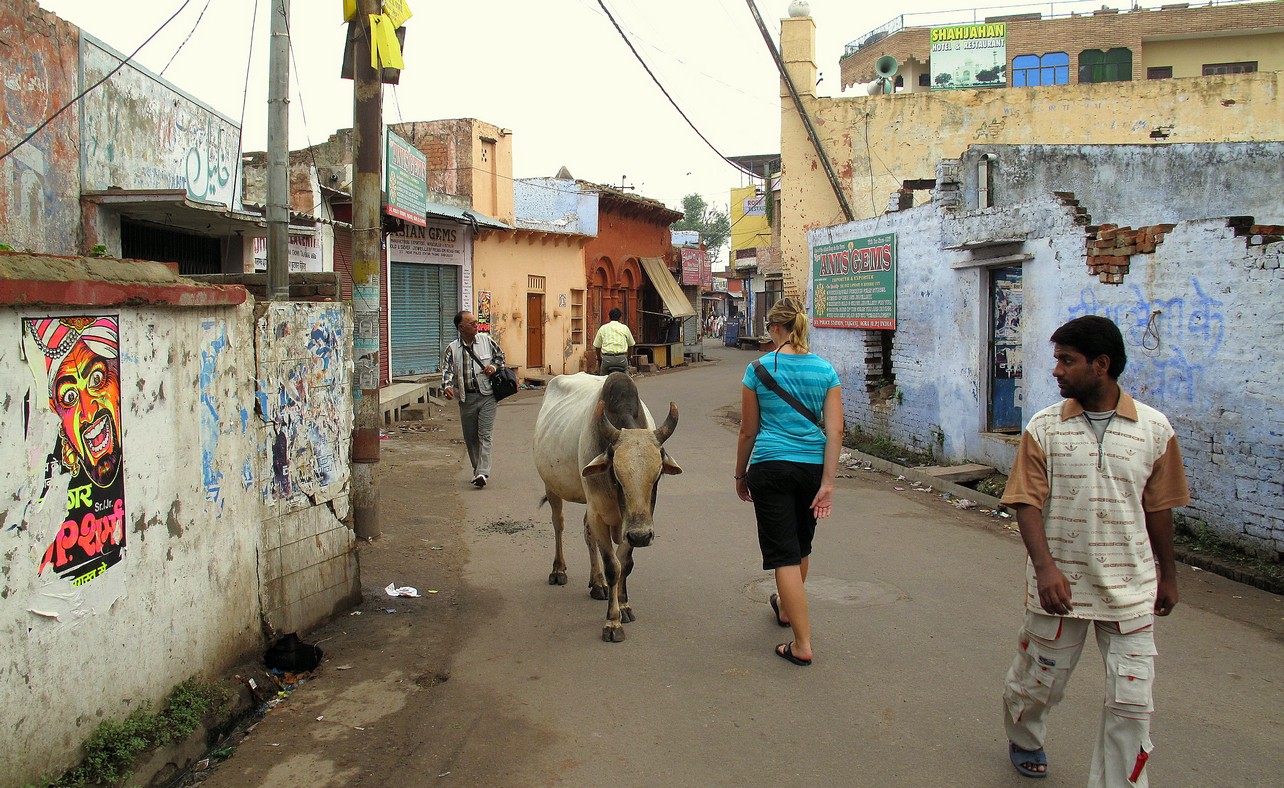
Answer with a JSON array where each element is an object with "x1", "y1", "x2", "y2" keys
[{"x1": 1001, "y1": 315, "x2": 1189, "y2": 786}]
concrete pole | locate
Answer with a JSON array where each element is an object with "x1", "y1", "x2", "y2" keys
[
  {"x1": 351, "y1": 0, "x2": 382, "y2": 539},
  {"x1": 266, "y1": 0, "x2": 290, "y2": 301}
]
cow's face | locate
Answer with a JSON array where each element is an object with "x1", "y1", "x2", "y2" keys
[{"x1": 582, "y1": 402, "x2": 681, "y2": 547}]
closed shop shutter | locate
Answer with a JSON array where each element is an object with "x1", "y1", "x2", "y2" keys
[
  {"x1": 333, "y1": 227, "x2": 353, "y2": 301},
  {"x1": 390, "y1": 262, "x2": 460, "y2": 376}
]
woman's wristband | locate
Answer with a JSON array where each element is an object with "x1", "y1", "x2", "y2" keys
[{"x1": 733, "y1": 473, "x2": 746, "y2": 480}]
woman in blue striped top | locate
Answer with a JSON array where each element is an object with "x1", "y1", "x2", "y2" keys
[{"x1": 734, "y1": 297, "x2": 843, "y2": 667}]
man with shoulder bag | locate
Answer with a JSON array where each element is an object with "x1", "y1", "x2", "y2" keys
[{"x1": 442, "y1": 310, "x2": 507, "y2": 488}]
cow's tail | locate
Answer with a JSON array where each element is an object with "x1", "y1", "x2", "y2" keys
[{"x1": 538, "y1": 495, "x2": 548, "y2": 510}]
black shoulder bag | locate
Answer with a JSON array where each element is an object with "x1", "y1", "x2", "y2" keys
[
  {"x1": 462, "y1": 339, "x2": 518, "y2": 401},
  {"x1": 752, "y1": 359, "x2": 823, "y2": 431}
]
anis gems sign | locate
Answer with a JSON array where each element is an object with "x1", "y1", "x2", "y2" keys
[{"x1": 810, "y1": 233, "x2": 896, "y2": 330}]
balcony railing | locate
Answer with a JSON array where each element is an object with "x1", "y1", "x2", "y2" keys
[{"x1": 842, "y1": 0, "x2": 1262, "y2": 58}]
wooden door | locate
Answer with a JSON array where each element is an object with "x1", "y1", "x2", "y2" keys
[{"x1": 526, "y1": 292, "x2": 545, "y2": 369}]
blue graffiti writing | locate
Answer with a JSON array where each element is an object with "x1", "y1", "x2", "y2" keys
[
  {"x1": 1068, "y1": 276, "x2": 1221, "y2": 403},
  {"x1": 199, "y1": 324, "x2": 229, "y2": 507}
]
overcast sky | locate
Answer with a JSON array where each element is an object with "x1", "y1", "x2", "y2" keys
[{"x1": 39, "y1": 0, "x2": 975, "y2": 223}]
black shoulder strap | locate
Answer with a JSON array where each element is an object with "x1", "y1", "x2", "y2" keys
[
  {"x1": 461, "y1": 342, "x2": 484, "y2": 368},
  {"x1": 752, "y1": 360, "x2": 823, "y2": 428}
]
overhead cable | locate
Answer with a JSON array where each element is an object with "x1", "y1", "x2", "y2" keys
[
  {"x1": 0, "y1": 0, "x2": 196, "y2": 164},
  {"x1": 595, "y1": 0, "x2": 757, "y2": 179}
]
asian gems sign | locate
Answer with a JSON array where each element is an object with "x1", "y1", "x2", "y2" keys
[{"x1": 810, "y1": 233, "x2": 896, "y2": 330}]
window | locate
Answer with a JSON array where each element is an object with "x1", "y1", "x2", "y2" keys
[
  {"x1": 919, "y1": 73, "x2": 931, "y2": 87},
  {"x1": 1203, "y1": 61, "x2": 1257, "y2": 76},
  {"x1": 1013, "y1": 52, "x2": 1069, "y2": 86},
  {"x1": 1079, "y1": 48, "x2": 1132, "y2": 83},
  {"x1": 1147, "y1": 66, "x2": 1173, "y2": 80}
]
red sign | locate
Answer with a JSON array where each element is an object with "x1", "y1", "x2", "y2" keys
[{"x1": 681, "y1": 248, "x2": 706, "y2": 286}]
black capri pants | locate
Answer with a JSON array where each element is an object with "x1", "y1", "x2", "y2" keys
[{"x1": 746, "y1": 460, "x2": 823, "y2": 570}]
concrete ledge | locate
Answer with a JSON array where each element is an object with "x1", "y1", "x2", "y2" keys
[
  {"x1": 844, "y1": 449, "x2": 1006, "y2": 511},
  {"x1": 380, "y1": 382, "x2": 430, "y2": 425}
]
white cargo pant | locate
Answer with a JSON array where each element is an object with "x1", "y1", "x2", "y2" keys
[{"x1": 1003, "y1": 611, "x2": 1157, "y2": 787}]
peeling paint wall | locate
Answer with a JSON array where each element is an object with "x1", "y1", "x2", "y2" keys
[
  {"x1": 80, "y1": 37, "x2": 243, "y2": 207},
  {"x1": 779, "y1": 15, "x2": 1284, "y2": 302},
  {"x1": 964, "y1": 142, "x2": 1284, "y2": 226},
  {"x1": 0, "y1": 272, "x2": 356, "y2": 785},
  {"x1": 0, "y1": 0, "x2": 83, "y2": 255}
]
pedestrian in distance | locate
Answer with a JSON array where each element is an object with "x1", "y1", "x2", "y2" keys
[
  {"x1": 734, "y1": 297, "x2": 843, "y2": 668},
  {"x1": 592, "y1": 307, "x2": 635, "y2": 376},
  {"x1": 442, "y1": 310, "x2": 507, "y2": 489},
  {"x1": 1000, "y1": 315, "x2": 1190, "y2": 785}
]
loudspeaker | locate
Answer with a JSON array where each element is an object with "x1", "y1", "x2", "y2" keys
[{"x1": 875, "y1": 55, "x2": 899, "y2": 79}]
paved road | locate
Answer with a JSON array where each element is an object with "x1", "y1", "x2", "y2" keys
[{"x1": 205, "y1": 344, "x2": 1283, "y2": 787}]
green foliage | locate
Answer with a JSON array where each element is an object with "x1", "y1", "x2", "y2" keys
[
  {"x1": 39, "y1": 678, "x2": 227, "y2": 788},
  {"x1": 88, "y1": 244, "x2": 108, "y2": 258},
  {"x1": 0, "y1": 242, "x2": 12, "y2": 252},
  {"x1": 672, "y1": 193, "x2": 731, "y2": 253},
  {"x1": 844, "y1": 426, "x2": 935, "y2": 467}
]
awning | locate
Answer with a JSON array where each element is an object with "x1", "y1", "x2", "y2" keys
[
  {"x1": 640, "y1": 257, "x2": 696, "y2": 318},
  {"x1": 424, "y1": 200, "x2": 511, "y2": 230},
  {"x1": 82, "y1": 189, "x2": 266, "y2": 236}
]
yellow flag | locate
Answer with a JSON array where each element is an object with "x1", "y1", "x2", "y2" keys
[
  {"x1": 382, "y1": 0, "x2": 412, "y2": 28},
  {"x1": 369, "y1": 14, "x2": 405, "y2": 70},
  {"x1": 343, "y1": 0, "x2": 357, "y2": 21}
]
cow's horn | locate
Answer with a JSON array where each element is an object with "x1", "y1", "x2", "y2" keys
[
  {"x1": 596, "y1": 401, "x2": 620, "y2": 443},
  {"x1": 654, "y1": 402, "x2": 679, "y2": 444}
]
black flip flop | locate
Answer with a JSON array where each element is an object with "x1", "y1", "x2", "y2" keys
[
  {"x1": 769, "y1": 593, "x2": 790, "y2": 628},
  {"x1": 775, "y1": 641, "x2": 811, "y2": 666}
]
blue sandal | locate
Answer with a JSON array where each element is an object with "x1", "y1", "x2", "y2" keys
[{"x1": 1009, "y1": 741, "x2": 1048, "y2": 778}]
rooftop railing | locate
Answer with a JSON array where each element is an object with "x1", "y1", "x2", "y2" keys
[{"x1": 841, "y1": 0, "x2": 1263, "y2": 58}]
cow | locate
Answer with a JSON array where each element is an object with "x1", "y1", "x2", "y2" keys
[{"x1": 533, "y1": 372, "x2": 681, "y2": 642}]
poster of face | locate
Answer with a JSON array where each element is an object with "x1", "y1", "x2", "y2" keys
[
  {"x1": 476, "y1": 289, "x2": 492, "y2": 332},
  {"x1": 21, "y1": 316, "x2": 127, "y2": 586}
]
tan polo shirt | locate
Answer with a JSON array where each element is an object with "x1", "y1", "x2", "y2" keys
[{"x1": 1003, "y1": 391, "x2": 1190, "y2": 621}]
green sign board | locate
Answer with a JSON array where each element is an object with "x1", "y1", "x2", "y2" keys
[
  {"x1": 810, "y1": 233, "x2": 896, "y2": 330},
  {"x1": 385, "y1": 130, "x2": 427, "y2": 226}
]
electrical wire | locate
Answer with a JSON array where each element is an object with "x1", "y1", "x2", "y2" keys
[
  {"x1": 0, "y1": 0, "x2": 196, "y2": 165},
  {"x1": 595, "y1": 0, "x2": 757, "y2": 179},
  {"x1": 160, "y1": 0, "x2": 215, "y2": 76},
  {"x1": 227, "y1": 0, "x2": 261, "y2": 222}
]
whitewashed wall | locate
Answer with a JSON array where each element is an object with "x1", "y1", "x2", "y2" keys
[{"x1": 809, "y1": 193, "x2": 1283, "y2": 556}]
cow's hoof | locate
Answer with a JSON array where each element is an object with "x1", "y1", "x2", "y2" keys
[
  {"x1": 589, "y1": 584, "x2": 608, "y2": 600},
  {"x1": 548, "y1": 571, "x2": 568, "y2": 586},
  {"x1": 620, "y1": 607, "x2": 636, "y2": 623},
  {"x1": 602, "y1": 625, "x2": 626, "y2": 642}
]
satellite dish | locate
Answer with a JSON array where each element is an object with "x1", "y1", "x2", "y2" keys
[{"x1": 875, "y1": 56, "x2": 899, "y2": 79}]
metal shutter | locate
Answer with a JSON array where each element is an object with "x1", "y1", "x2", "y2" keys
[{"x1": 390, "y1": 263, "x2": 459, "y2": 376}]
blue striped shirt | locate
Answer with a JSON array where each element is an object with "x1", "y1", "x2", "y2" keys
[{"x1": 743, "y1": 351, "x2": 840, "y2": 465}]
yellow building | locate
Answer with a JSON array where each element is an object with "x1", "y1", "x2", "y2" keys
[{"x1": 776, "y1": 4, "x2": 1283, "y2": 299}]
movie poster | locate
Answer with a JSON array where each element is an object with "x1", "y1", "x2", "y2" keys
[{"x1": 21, "y1": 316, "x2": 127, "y2": 586}]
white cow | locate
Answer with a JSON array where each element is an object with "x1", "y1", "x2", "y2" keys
[{"x1": 533, "y1": 372, "x2": 681, "y2": 642}]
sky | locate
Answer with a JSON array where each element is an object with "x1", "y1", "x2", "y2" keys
[{"x1": 38, "y1": 0, "x2": 974, "y2": 231}]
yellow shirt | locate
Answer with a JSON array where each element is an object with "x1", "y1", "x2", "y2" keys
[{"x1": 592, "y1": 320, "x2": 635, "y2": 354}]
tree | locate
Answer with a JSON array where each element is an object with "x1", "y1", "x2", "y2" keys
[{"x1": 671, "y1": 194, "x2": 730, "y2": 252}]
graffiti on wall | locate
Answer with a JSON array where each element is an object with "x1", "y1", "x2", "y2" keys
[
  {"x1": 199, "y1": 320, "x2": 228, "y2": 507},
  {"x1": 1068, "y1": 276, "x2": 1223, "y2": 403},
  {"x1": 255, "y1": 304, "x2": 350, "y2": 503},
  {"x1": 80, "y1": 40, "x2": 241, "y2": 207},
  {"x1": 20, "y1": 316, "x2": 127, "y2": 586}
]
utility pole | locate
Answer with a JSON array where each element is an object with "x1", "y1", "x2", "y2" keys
[
  {"x1": 351, "y1": 0, "x2": 383, "y2": 539},
  {"x1": 266, "y1": 0, "x2": 290, "y2": 300}
]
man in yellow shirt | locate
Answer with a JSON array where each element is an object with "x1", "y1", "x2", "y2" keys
[{"x1": 592, "y1": 308, "x2": 635, "y2": 375}]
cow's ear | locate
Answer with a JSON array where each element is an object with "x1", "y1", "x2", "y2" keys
[
  {"x1": 660, "y1": 452, "x2": 683, "y2": 476},
  {"x1": 582, "y1": 452, "x2": 612, "y2": 477}
]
